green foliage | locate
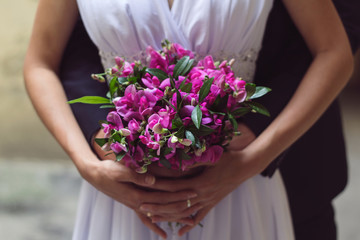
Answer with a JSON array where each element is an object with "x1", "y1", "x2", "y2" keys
[
  {"x1": 173, "y1": 56, "x2": 194, "y2": 79},
  {"x1": 250, "y1": 86, "x2": 272, "y2": 100},
  {"x1": 68, "y1": 96, "x2": 111, "y2": 104},
  {"x1": 191, "y1": 105, "x2": 202, "y2": 129},
  {"x1": 146, "y1": 68, "x2": 169, "y2": 81},
  {"x1": 198, "y1": 77, "x2": 214, "y2": 103}
]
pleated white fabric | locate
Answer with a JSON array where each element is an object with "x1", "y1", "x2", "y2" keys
[{"x1": 74, "y1": 0, "x2": 295, "y2": 239}]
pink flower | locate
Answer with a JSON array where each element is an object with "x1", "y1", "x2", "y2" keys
[
  {"x1": 147, "y1": 46, "x2": 168, "y2": 72},
  {"x1": 170, "y1": 43, "x2": 195, "y2": 59},
  {"x1": 111, "y1": 142, "x2": 127, "y2": 153}
]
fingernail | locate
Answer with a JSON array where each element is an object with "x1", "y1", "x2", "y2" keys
[
  {"x1": 140, "y1": 205, "x2": 150, "y2": 211},
  {"x1": 145, "y1": 175, "x2": 155, "y2": 185},
  {"x1": 188, "y1": 193, "x2": 197, "y2": 198}
]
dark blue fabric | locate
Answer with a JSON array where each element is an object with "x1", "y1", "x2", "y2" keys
[{"x1": 59, "y1": 18, "x2": 108, "y2": 145}]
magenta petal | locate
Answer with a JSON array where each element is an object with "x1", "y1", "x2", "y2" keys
[
  {"x1": 106, "y1": 111, "x2": 123, "y2": 128},
  {"x1": 124, "y1": 111, "x2": 142, "y2": 121},
  {"x1": 159, "y1": 78, "x2": 171, "y2": 89},
  {"x1": 180, "y1": 105, "x2": 195, "y2": 118},
  {"x1": 201, "y1": 117, "x2": 213, "y2": 125}
]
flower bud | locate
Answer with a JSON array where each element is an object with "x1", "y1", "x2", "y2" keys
[
  {"x1": 115, "y1": 56, "x2": 124, "y2": 68},
  {"x1": 179, "y1": 138, "x2": 192, "y2": 146},
  {"x1": 91, "y1": 74, "x2": 105, "y2": 83},
  {"x1": 171, "y1": 136, "x2": 179, "y2": 143},
  {"x1": 153, "y1": 123, "x2": 163, "y2": 134},
  {"x1": 119, "y1": 128, "x2": 131, "y2": 137}
]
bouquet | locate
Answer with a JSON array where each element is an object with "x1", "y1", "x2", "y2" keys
[{"x1": 69, "y1": 40, "x2": 271, "y2": 173}]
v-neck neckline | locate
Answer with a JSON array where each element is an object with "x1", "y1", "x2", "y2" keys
[{"x1": 167, "y1": 0, "x2": 175, "y2": 11}]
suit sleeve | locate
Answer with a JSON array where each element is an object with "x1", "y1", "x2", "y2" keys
[{"x1": 59, "y1": 18, "x2": 109, "y2": 146}]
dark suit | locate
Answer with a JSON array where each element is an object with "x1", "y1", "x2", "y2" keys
[{"x1": 60, "y1": 1, "x2": 360, "y2": 239}]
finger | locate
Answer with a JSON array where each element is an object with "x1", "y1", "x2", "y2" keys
[
  {"x1": 178, "y1": 207, "x2": 211, "y2": 236},
  {"x1": 186, "y1": 162, "x2": 214, "y2": 169},
  {"x1": 135, "y1": 211, "x2": 167, "y2": 239},
  {"x1": 142, "y1": 190, "x2": 197, "y2": 205},
  {"x1": 150, "y1": 177, "x2": 196, "y2": 192},
  {"x1": 140, "y1": 199, "x2": 202, "y2": 216},
  {"x1": 152, "y1": 216, "x2": 195, "y2": 226},
  {"x1": 114, "y1": 164, "x2": 156, "y2": 187}
]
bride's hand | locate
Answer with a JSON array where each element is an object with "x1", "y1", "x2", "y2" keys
[
  {"x1": 83, "y1": 130, "x2": 198, "y2": 239},
  {"x1": 139, "y1": 123, "x2": 266, "y2": 235}
]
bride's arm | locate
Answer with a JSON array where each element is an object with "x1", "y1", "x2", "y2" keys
[
  {"x1": 24, "y1": 0, "x2": 91, "y2": 171},
  {"x1": 141, "y1": 0, "x2": 354, "y2": 234},
  {"x1": 24, "y1": 1, "x2": 197, "y2": 238},
  {"x1": 244, "y1": 0, "x2": 353, "y2": 171}
]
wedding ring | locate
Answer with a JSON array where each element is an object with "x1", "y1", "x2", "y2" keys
[
  {"x1": 147, "y1": 212, "x2": 152, "y2": 218},
  {"x1": 187, "y1": 199, "x2": 191, "y2": 208}
]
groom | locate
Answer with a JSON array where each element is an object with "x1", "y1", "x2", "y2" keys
[{"x1": 60, "y1": 0, "x2": 360, "y2": 239}]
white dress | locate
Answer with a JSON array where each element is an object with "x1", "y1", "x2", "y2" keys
[{"x1": 74, "y1": 0, "x2": 295, "y2": 239}]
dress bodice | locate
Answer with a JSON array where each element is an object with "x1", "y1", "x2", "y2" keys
[{"x1": 77, "y1": 0, "x2": 273, "y2": 81}]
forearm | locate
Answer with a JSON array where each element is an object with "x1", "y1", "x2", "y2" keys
[
  {"x1": 24, "y1": 67, "x2": 98, "y2": 174},
  {"x1": 240, "y1": 49, "x2": 353, "y2": 173}
]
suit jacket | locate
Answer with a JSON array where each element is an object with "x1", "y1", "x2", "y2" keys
[{"x1": 60, "y1": 0, "x2": 360, "y2": 231}]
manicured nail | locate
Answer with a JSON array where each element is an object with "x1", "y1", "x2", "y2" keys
[{"x1": 145, "y1": 175, "x2": 155, "y2": 185}]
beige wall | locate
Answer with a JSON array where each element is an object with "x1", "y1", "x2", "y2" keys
[{"x1": 0, "y1": 0, "x2": 68, "y2": 160}]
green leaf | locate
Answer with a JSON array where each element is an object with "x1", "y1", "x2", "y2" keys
[
  {"x1": 182, "y1": 59, "x2": 194, "y2": 76},
  {"x1": 118, "y1": 77, "x2": 128, "y2": 84},
  {"x1": 94, "y1": 138, "x2": 108, "y2": 147},
  {"x1": 185, "y1": 130, "x2": 196, "y2": 147},
  {"x1": 178, "y1": 149, "x2": 192, "y2": 160},
  {"x1": 162, "y1": 98, "x2": 177, "y2": 111},
  {"x1": 109, "y1": 77, "x2": 118, "y2": 97},
  {"x1": 116, "y1": 152, "x2": 127, "y2": 162},
  {"x1": 146, "y1": 68, "x2": 169, "y2": 81},
  {"x1": 160, "y1": 157, "x2": 172, "y2": 169},
  {"x1": 191, "y1": 105, "x2": 202, "y2": 129},
  {"x1": 246, "y1": 102, "x2": 271, "y2": 117},
  {"x1": 187, "y1": 124, "x2": 215, "y2": 136},
  {"x1": 99, "y1": 104, "x2": 115, "y2": 109},
  {"x1": 208, "y1": 109, "x2": 226, "y2": 116},
  {"x1": 128, "y1": 77, "x2": 138, "y2": 84},
  {"x1": 170, "y1": 76, "x2": 176, "y2": 89},
  {"x1": 175, "y1": 87, "x2": 182, "y2": 110},
  {"x1": 250, "y1": 86, "x2": 272, "y2": 99},
  {"x1": 231, "y1": 107, "x2": 251, "y2": 117},
  {"x1": 180, "y1": 83, "x2": 193, "y2": 93},
  {"x1": 198, "y1": 77, "x2": 214, "y2": 103},
  {"x1": 175, "y1": 126, "x2": 185, "y2": 138},
  {"x1": 245, "y1": 83, "x2": 256, "y2": 100},
  {"x1": 173, "y1": 56, "x2": 192, "y2": 79},
  {"x1": 198, "y1": 125, "x2": 215, "y2": 136},
  {"x1": 212, "y1": 94, "x2": 229, "y2": 112},
  {"x1": 68, "y1": 96, "x2": 111, "y2": 104},
  {"x1": 162, "y1": 147, "x2": 174, "y2": 156},
  {"x1": 172, "y1": 115, "x2": 183, "y2": 129},
  {"x1": 228, "y1": 113, "x2": 238, "y2": 131}
]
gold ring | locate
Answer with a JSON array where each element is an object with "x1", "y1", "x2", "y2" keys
[
  {"x1": 147, "y1": 212, "x2": 152, "y2": 218},
  {"x1": 187, "y1": 199, "x2": 191, "y2": 208}
]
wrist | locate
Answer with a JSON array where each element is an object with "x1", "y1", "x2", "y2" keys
[{"x1": 70, "y1": 149, "x2": 100, "y2": 181}]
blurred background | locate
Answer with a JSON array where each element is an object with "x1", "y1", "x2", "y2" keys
[{"x1": 0, "y1": 1, "x2": 359, "y2": 239}]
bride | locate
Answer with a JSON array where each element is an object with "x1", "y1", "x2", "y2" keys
[{"x1": 23, "y1": 0, "x2": 353, "y2": 239}]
